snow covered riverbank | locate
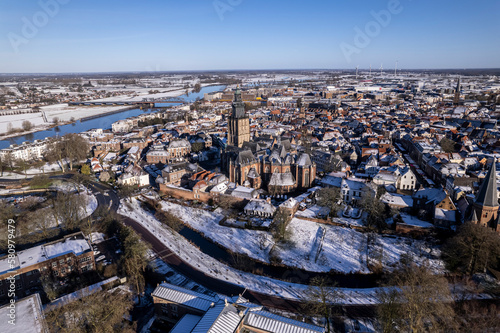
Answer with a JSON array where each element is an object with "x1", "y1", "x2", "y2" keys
[
  {"x1": 156, "y1": 199, "x2": 445, "y2": 275},
  {"x1": 119, "y1": 197, "x2": 389, "y2": 305}
]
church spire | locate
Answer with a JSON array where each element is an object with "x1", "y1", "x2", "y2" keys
[
  {"x1": 474, "y1": 158, "x2": 499, "y2": 208},
  {"x1": 454, "y1": 77, "x2": 461, "y2": 105}
]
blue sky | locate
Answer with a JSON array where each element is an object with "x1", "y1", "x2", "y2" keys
[{"x1": 0, "y1": 0, "x2": 499, "y2": 73}]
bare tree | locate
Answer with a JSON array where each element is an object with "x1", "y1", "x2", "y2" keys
[
  {"x1": 0, "y1": 200, "x2": 15, "y2": 227},
  {"x1": 271, "y1": 207, "x2": 292, "y2": 242},
  {"x1": 51, "y1": 191, "x2": 88, "y2": 231},
  {"x1": 22, "y1": 120, "x2": 33, "y2": 131},
  {"x1": 62, "y1": 133, "x2": 90, "y2": 171},
  {"x1": 7, "y1": 122, "x2": 14, "y2": 133},
  {"x1": 442, "y1": 222, "x2": 500, "y2": 275},
  {"x1": 317, "y1": 187, "x2": 341, "y2": 218},
  {"x1": 119, "y1": 226, "x2": 150, "y2": 297},
  {"x1": 14, "y1": 158, "x2": 29, "y2": 177},
  {"x1": 118, "y1": 184, "x2": 136, "y2": 203},
  {"x1": 44, "y1": 288, "x2": 135, "y2": 333},
  {"x1": 377, "y1": 258, "x2": 456, "y2": 333},
  {"x1": 44, "y1": 134, "x2": 90, "y2": 172},
  {"x1": 303, "y1": 276, "x2": 343, "y2": 333},
  {"x1": 154, "y1": 206, "x2": 183, "y2": 232},
  {"x1": 360, "y1": 188, "x2": 388, "y2": 230}
]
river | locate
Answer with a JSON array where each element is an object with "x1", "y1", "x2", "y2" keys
[{"x1": 0, "y1": 85, "x2": 226, "y2": 150}]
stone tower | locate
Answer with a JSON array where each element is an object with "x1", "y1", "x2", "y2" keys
[
  {"x1": 227, "y1": 88, "x2": 250, "y2": 148},
  {"x1": 471, "y1": 159, "x2": 499, "y2": 231},
  {"x1": 454, "y1": 78, "x2": 461, "y2": 105}
]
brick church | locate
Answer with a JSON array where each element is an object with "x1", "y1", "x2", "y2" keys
[{"x1": 222, "y1": 89, "x2": 316, "y2": 194}]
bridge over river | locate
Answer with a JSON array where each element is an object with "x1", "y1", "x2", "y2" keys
[{"x1": 68, "y1": 96, "x2": 186, "y2": 107}]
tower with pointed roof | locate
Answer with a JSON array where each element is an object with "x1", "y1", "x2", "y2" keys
[
  {"x1": 471, "y1": 159, "x2": 499, "y2": 230},
  {"x1": 227, "y1": 88, "x2": 250, "y2": 148},
  {"x1": 454, "y1": 78, "x2": 461, "y2": 105}
]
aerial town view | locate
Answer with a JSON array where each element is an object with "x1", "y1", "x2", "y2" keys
[{"x1": 0, "y1": 1, "x2": 499, "y2": 332}]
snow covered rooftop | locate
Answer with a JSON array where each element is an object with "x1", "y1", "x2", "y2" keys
[
  {"x1": 44, "y1": 238, "x2": 91, "y2": 259},
  {"x1": 381, "y1": 193, "x2": 413, "y2": 208},
  {"x1": 269, "y1": 172, "x2": 295, "y2": 186},
  {"x1": 280, "y1": 197, "x2": 298, "y2": 209},
  {"x1": 0, "y1": 233, "x2": 91, "y2": 276},
  {"x1": 0, "y1": 294, "x2": 47, "y2": 333},
  {"x1": 244, "y1": 199, "x2": 276, "y2": 215},
  {"x1": 152, "y1": 282, "x2": 218, "y2": 312},
  {"x1": 170, "y1": 314, "x2": 202, "y2": 333},
  {"x1": 244, "y1": 310, "x2": 325, "y2": 333},
  {"x1": 191, "y1": 303, "x2": 242, "y2": 333}
]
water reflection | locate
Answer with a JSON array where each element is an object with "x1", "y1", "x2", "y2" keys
[{"x1": 0, "y1": 85, "x2": 226, "y2": 149}]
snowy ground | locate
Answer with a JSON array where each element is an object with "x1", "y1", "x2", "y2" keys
[
  {"x1": 295, "y1": 205, "x2": 330, "y2": 219},
  {"x1": 119, "y1": 197, "x2": 387, "y2": 305},
  {"x1": 273, "y1": 218, "x2": 444, "y2": 274},
  {"x1": 0, "y1": 184, "x2": 97, "y2": 235},
  {"x1": 0, "y1": 112, "x2": 47, "y2": 134},
  {"x1": 158, "y1": 200, "x2": 274, "y2": 262},
  {"x1": 42, "y1": 104, "x2": 132, "y2": 122},
  {"x1": 0, "y1": 105, "x2": 131, "y2": 135},
  {"x1": 156, "y1": 200, "x2": 444, "y2": 274},
  {"x1": 0, "y1": 162, "x2": 64, "y2": 179}
]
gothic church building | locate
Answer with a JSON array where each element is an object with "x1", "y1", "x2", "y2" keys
[{"x1": 222, "y1": 89, "x2": 316, "y2": 194}]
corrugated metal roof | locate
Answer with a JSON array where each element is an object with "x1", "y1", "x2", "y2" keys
[
  {"x1": 244, "y1": 311, "x2": 325, "y2": 333},
  {"x1": 191, "y1": 303, "x2": 242, "y2": 333},
  {"x1": 152, "y1": 283, "x2": 217, "y2": 312},
  {"x1": 170, "y1": 314, "x2": 202, "y2": 333}
]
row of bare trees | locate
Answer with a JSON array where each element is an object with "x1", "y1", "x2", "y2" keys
[
  {"x1": 304, "y1": 257, "x2": 500, "y2": 333},
  {"x1": 0, "y1": 133, "x2": 89, "y2": 176},
  {"x1": 45, "y1": 133, "x2": 90, "y2": 172}
]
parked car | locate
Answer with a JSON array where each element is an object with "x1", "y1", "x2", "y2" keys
[{"x1": 96, "y1": 255, "x2": 105, "y2": 261}]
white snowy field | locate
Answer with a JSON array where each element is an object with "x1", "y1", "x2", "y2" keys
[
  {"x1": 89, "y1": 87, "x2": 189, "y2": 103},
  {"x1": 42, "y1": 104, "x2": 131, "y2": 122},
  {"x1": 0, "y1": 105, "x2": 130, "y2": 135},
  {"x1": 273, "y1": 218, "x2": 445, "y2": 274},
  {"x1": 118, "y1": 198, "x2": 386, "y2": 305},
  {"x1": 0, "y1": 112, "x2": 47, "y2": 134},
  {"x1": 155, "y1": 200, "x2": 444, "y2": 274},
  {"x1": 158, "y1": 200, "x2": 274, "y2": 262}
]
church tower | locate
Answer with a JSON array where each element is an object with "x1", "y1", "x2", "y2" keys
[
  {"x1": 454, "y1": 78, "x2": 461, "y2": 105},
  {"x1": 471, "y1": 159, "x2": 499, "y2": 231},
  {"x1": 227, "y1": 88, "x2": 250, "y2": 148}
]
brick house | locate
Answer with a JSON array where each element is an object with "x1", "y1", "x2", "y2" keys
[{"x1": 0, "y1": 232, "x2": 95, "y2": 302}]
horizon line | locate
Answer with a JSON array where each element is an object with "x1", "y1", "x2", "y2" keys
[{"x1": 1, "y1": 67, "x2": 500, "y2": 76}]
